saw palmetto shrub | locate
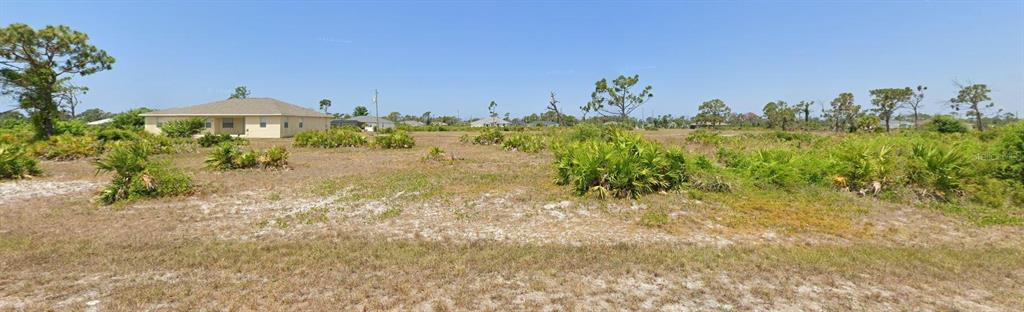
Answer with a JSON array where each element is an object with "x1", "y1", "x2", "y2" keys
[
  {"x1": 32, "y1": 134, "x2": 100, "y2": 160},
  {"x1": 908, "y1": 144, "x2": 971, "y2": 199},
  {"x1": 470, "y1": 127, "x2": 505, "y2": 145},
  {"x1": 996, "y1": 122, "x2": 1024, "y2": 183},
  {"x1": 159, "y1": 117, "x2": 206, "y2": 138},
  {"x1": 373, "y1": 131, "x2": 415, "y2": 149},
  {"x1": 197, "y1": 133, "x2": 246, "y2": 148},
  {"x1": 502, "y1": 133, "x2": 545, "y2": 153},
  {"x1": 829, "y1": 140, "x2": 898, "y2": 192},
  {"x1": 95, "y1": 128, "x2": 138, "y2": 143},
  {"x1": 95, "y1": 143, "x2": 192, "y2": 204},
  {"x1": 206, "y1": 142, "x2": 289, "y2": 170},
  {"x1": 294, "y1": 129, "x2": 367, "y2": 148},
  {"x1": 554, "y1": 131, "x2": 687, "y2": 198},
  {"x1": 0, "y1": 143, "x2": 41, "y2": 179}
]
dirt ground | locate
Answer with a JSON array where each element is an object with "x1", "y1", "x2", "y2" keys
[{"x1": 1, "y1": 130, "x2": 1022, "y2": 311}]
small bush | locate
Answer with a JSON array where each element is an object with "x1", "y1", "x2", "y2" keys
[
  {"x1": 908, "y1": 144, "x2": 970, "y2": 198},
  {"x1": 373, "y1": 131, "x2": 415, "y2": 149},
  {"x1": 95, "y1": 129, "x2": 138, "y2": 143},
  {"x1": 109, "y1": 108, "x2": 152, "y2": 131},
  {"x1": 259, "y1": 146, "x2": 289, "y2": 168},
  {"x1": 424, "y1": 146, "x2": 448, "y2": 161},
  {"x1": 470, "y1": 128, "x2": 505, "y2": 145},
  {"x1": 745, "y1": 149, "x2": 802, "y2": 188},
  {"x1": 95, "y1": 143, "x2": 192, "y2": 204},
  {"x1": 159, "y1": 117, "x2": 206, "y2": 138},
  {"x1": 0, "y1": 143, "x2": 41, "y2": 179},
  {"x1": 197, "y1": 133, "x2": 245, "y2": 147},
  {"x1": 554, "y1": 131, "x2": 687, "y2": 198},
  {"x1": 55, "y1": 119, "x2": 89, "y2": 136},
  {"x1": 926, "y1": 115, "x2": 969, "y2": 134},
  {"x1": 996, "y1": 122, "x2": 1024, "y2": 183},
  {"x1": 206, "y1": 142, "x2": 289, "y2": 170},
  {"x1": 294, "y1": 129, "x2": 367, "y2": 148},
  {"x1": 32, "y1": 134, "x2": 100, "y2": 160},
  {"x1": 502, "y1": 134, "x2": 545, "y2": 153},
  {"x1": 830, "y1": 141, "x2": 895, "y2": 192},
  {"x1": 136, "y1": 132, "x2": 196, "y2": 154}
]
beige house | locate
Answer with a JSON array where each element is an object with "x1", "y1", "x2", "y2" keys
[{"x1": 140, "y1": 98, "x2": 332, "y2": 138}]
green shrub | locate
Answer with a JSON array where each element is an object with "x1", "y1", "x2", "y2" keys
[
  {"x1": 197, "y1": 133, "x2": 245, "y2": 147},
  {"x1": 206, "y1": 142, "x2": 289, "y2": 170},
  {"x1": 745, "y1": 149, "x2": 802, "y2": 188},
  {"x1": 136, "y1": 132, "x2": 196, "y2": 154},
  {"x1": 373, "y1": 131, "x2": 415, "y2": 149},
  {"x1": 424, "y1": 146, "x2": 448, "y2": 161},
  {"x1": 926, "y1": 115, "x2": 969, "y2": 134},
  {"x1": 294, "y1": 129, "x2": 367, "y2": 148},
  {"x1": 159, "y1": 117, "x2": 206, "y2": 138},
  {"x1": 205, "y1": 142, "x2": 239, "y2": 170},
  {"x1": 109, "y1": 108, "x2": 152, "y2": 131},
  {"x1": 554, "y1": 131, "x2": 687, "y2": 198},
  {"x1": 908, "y1": 144, "x2": 970, "y2": 198},
  {"x1": 95, "y1": 128, "x2": 138, "y2": 143},
  {"x1": 470, "y1": 128, "x2": 505, "y2": 145},
  {"x1": 830, "y1": 141, "x2": 896, "y2": 191},
  {"x1": 94, "y1": 143, "x2": 192, "y2": 204},
  {"x1": 502, "y1": 133, "x2": 545, "y2": 153},
  {"x1": 32, "y1": 134, "x2": 100, "y2": 160},
  {"x1": 259, "y1": 146, "x2": 289, "y2": 168},
  {"x1": 996, "y1": 122, "x2": 1024, "y2": 183},
  {"x1": 55, "y1": 119, "x2": 89, "y2": 136},
  {"x1": 0, "y1": 143, "x2": 41, "y2": 179}
]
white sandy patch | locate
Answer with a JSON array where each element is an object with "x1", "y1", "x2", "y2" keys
[{"x1": 0, "y1": 180, "x2": 99, "y2": 205}]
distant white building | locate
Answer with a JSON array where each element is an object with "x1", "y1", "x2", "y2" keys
[
  {"x1": 470, "y1": 117, "x2": 510, "y2": 127},
  {"x1": 401, "y1": 120, "x2": 425, "y2": 127}
]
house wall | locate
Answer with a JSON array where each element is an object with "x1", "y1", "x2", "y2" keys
[
  {"x1": 145, "y1": 115, "x2": 330, "y2": 138},
  {"x1": 244, "y1": 116, "x2": 282, "y2": 138}
]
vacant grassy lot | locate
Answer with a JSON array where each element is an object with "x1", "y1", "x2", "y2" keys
[{"x1": 2, "y1": 130, "x2": 1022, "y2": 310}]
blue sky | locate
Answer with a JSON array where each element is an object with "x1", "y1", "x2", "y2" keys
[{"x1": 2, "y1": 0, "x2": 1022, "y2": 119}]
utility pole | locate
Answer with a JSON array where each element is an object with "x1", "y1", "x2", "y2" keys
[{"x1": 373, "y1": 89, "x2": 380, "y2": 131}]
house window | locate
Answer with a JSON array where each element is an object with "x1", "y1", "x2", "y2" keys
[
  {"x1": 205, "y1": 119, "x2": 212, "y2": 128},
  {"x1": 299, "y1": 118, "x2": 304, "y2": 128},
  {"x1": 259, "y1": 117, "x2": 267, "y2": 128},
  {"x1": 156, "y1": 118, "x2": 163, "y2": 127},
  {"x1": 284, "y1": 117, "x2": 289, "y2": 129},
  {"x1": 222, "y1": 118, "x2": 234, "y2": 129}
]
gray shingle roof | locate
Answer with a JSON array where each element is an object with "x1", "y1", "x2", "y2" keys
[{"x1": 140, "y1": 98, "x2": 331, "y2": 118}]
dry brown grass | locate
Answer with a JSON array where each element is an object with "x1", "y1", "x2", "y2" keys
[{"x1": 1, "y1": 131, "x2": 1021, "y2": 310}]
